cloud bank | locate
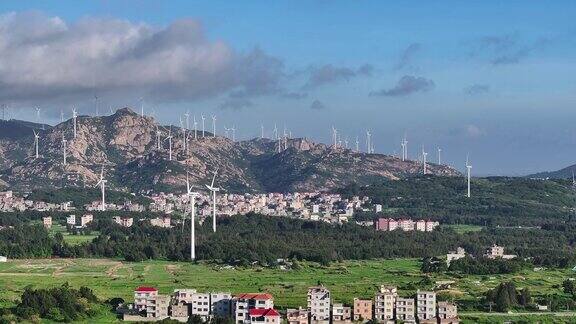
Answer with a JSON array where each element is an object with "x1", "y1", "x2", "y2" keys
[{"x1": 0, "y1": 12, "x2": 284, "y2": 107}]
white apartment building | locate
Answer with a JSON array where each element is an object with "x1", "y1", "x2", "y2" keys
[
  {"x1": 307, "y1": 286, "x2": 331, "y2": 323},
  {"x1": 374, "y1": 285, "x2": 397, "y2": 322},
  {"x1": 192, "y1": 292, "x2": 211, "y2": 320},
  {"x1": 134, "y1": 287, "x2": 159, "y2": 312},
  {"x1": 395, "y1": 297, "x2": 415, "y2": 322},
  {"x1": 233, "y1": 293, "x2": 274, "y2": 324},
  {"x1": 416, "y1": 290, "x2": 436, "y2": 321}
]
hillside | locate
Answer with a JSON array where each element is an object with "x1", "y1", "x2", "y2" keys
[
  {"x1": 339, "y1": 176, "x2": 576, "y2": 226},
  {"x1": 528, "y1": 164, "x2": 576, "y2": 180},
  {"x1": 0, "y1": 108, "x2": 460, "y2": 193}
]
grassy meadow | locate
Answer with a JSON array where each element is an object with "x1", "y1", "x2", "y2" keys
[{"x1": 0, "y1": 258, "x2": 574, "y2": 313}]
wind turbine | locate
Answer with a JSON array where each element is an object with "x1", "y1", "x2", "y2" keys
[
  {"x1": 186, "y1": 171, "x2": 199, "y2": 260},
  {"x1": 231, "y1": 125, "x2": 236, "y2": 142},
  {"x1": 211, "y1": 115, "x2": 217, "y2": 137},
  {"x1": 332, "y1": 126, "x2": 338, "y2": 148},
  {"x1": 140, "y1": 97, "x2": 144, "y2": 117},
  {"x1": 60, "y1": 109, "x2": 64, "y2": 123},
  {"x1": 180, "y1": 117, "x2": 187, "y2": 153},
  {"x1": 224, "y1": 126, "x2": 230, "y2": 138},
  {"x1": 273, "y1": 124, "x2": 278, "y2": 140},
  {"x1": 261, "y1": 125, "x2": 264, "y2": 139},
  {"x1": 72, "y1": 107, "x2": 78, "y2": 138},
  {"x1": 201, "y1": 114, "x2": 206, "y2": 138},
  {"x1": 205, "y1": 168, "x2": 220, "y2": 233},
  {"x1": 33, "y1": 130, "x2": 40, "y2": 159},
  {"x1": 95, "y1": 166, "x2": 107, "y2": 211},
  {"x1": 466, "y1": 155, "x2": 472, "y2": 198},
  {"x1": 155, "y1": 126, "x2": 162, "y2": 150},
  {"x1": 62, "y1": 135, "x2": 67, "y2": 166},
  {"x1": 401, "y1": 140, "x2": 406, "y2": 161},
  {"x1": 438, "y1": 147, "x2": 442, "y2": 165},
  {"x1": 422, "y1": 146, "x2": 428, "y2": 175},
  {"x1": 355, "y1": 136, "x2": 359, "y2": 153},
  {"x1": 184, "y1": 111, "x2": 190, "y2": 129},
  {"x1": 344, "y1": 137, "x2": 349, "y2": 149},
  {"x1": 366, "y1": 130, "x2": 371, "y2": 153},
  {"x1": 166, "y1": 127, "x2": 173, "y2": 161},
  {"x1": 193, "y1": 115, "x2": 198, "y2": 140}
]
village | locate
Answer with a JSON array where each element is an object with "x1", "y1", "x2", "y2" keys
[
  {"x1": 119, "y1": 284, "x2": 459, "y2": 324},
  {"x1": 0, "y1": 190, "x2": 440, "y2": 230}
]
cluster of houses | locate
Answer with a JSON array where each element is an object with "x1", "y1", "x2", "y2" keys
[
  {"x1": 112, "y1": 215, "x2": 172, "y2": 228},
  {"x1": 374, "y1": 218, "x2": 440, "y2": 232},
  {"x1": 120, "y1": 285, "x2": 459, "y2": 324},
  {"x1": 41, "y1": 214, "x2": 94, "y2": 229},
  {"x1": 446, "y1": 245, "x2": 517, "y2": 266}
]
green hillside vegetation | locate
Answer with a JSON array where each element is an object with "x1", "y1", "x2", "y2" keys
[
  {"x1": 2, "y1": 214, "x2": 576, "y2": 267},
  {"x1": 27, "y1": 187, "x2": 152, "y2": 207},
  {"x1": 340, "y1": 176, "x2": 576, "y2": 226}
]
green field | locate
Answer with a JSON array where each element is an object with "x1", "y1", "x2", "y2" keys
[
  {"x1": 444, "y1": 224, "x2": 484, "y2": 234},
  {"x1": 48, "y1": 224, "x2": 99, "y2": 246},
  {"x1": 1, "y1": 258, "x2": 574, "y2": 314}
]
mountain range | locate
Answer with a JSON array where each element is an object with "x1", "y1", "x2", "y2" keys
[{"x1": 0, "y1": 108, "x2": 460, "y2": 193}]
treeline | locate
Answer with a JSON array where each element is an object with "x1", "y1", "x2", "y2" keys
[
  {"x1": 338, "y1": 176, "x2": 576, "y2": 227},
  {"x1": 485, "y1": 282, "x2": 532, "y2": 312},
  {"x1": 0, "y1": 284, "x2": 100, "y2": 322},
  {"x1": 2, "y1": 214, "x2": 576, "y2": 267}
]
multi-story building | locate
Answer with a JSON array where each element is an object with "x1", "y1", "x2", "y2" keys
[
  {"x1": 286, "y1": 307, "x2": 309, "y2": 324},
  {"x1": 80, "y1": 214, "x2": 93, "y2": 227},
  {"x1": 374, "y1": 286, "x2": 397, "y2": 322},
  {"x1": 398, "y1": 219, "x2": 415, "y2": 231},
  {"x1": 307, "y1": 286, "x2": 331, "y2": 323},
  {"x1": 425, "y1": 220, "x2": 439, "y2": 232},
  {"x1": 232, "y1": 293, "x2": 274, "y2": 324},
  {"x1": 113, "y1": 216, "x2": 134, "y2": 227},
  {"x1": 147, "y1": 294, "x2": 170, "y2": 318},
  {"x1": 66, "y1": 215, "x2": 76, "y2": 226},
  {"x1": 192, "y1": 292, "x2": 211, "y2": 320},
  {"x1": 416, "y1": 290, "x2": 436, "y2": 321},
  {"x1": 150, "y1": 216, "x2": 171, "y2": 228},
  {"x1": 446, "y1": 247, "x2": 466, "y2": 266},
  {"x1": 331, "y1": 303, "x2": 351, "y2": 323},
  {"x1": 437, "y1": 301, "x2": 459, "y2": 324},
  {"x1": 353, "y1": 298, "x2": 372, "y2": 322},
  {"x1": 485, "y1": 244, "x2": 516, "y2": 259},
  {"x1": 248, "y1": 308, "x2": 280, "y2": 324},
  {"x1": 395, "y1": 297, "x2": 415, "y2": 323},
  {"x1": 42, "y1": 216, "x2": 52, "y2": 229},
  {"x1": 211, "y1": 292, "x2": 232, "y2": 318},
  {"x1": 134, "y1": 286, "x2": 159, "y2": 312},
  {"x1": 170, "y1": 301, "x2": 189, "y2": 318}
]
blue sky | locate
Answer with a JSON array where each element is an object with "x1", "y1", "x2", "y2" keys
[{"x1": 0, "y1": 1, "x2": 575, "y2": 175}]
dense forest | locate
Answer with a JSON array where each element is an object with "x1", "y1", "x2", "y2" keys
[
  {"x1": 2, "y1": 213, "x2": 576, "y2": 267},
  {"x1": 340, "y1": 176, "x2": 576, "y2": 226}
]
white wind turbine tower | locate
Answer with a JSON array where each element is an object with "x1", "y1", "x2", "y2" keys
[
  {"x1": 94, "y1": 95, "x2": 99, "y2": 116},
  {"x1": 437, "y1": 147, "x2": 442, "y2": 165},
  {"x1": 366, "y1": 130, "x2": 371, "y2": 153},
  {"x1": 205, "y1": 168, "x2": 220, "y2": 233},
  {"x1": 261, "y1": 125, "x2": 264, "y2": 139},
  {"x1": 180, "y1": 117, "x2": 187, "y2": 153},
  {"x1": 422, "y1": 146, "x2": 428, "y2": 175},
  {"x1": 193, "y1": 116, "x2": 198, "y2": 140},
  {"x1": 331, "y1": 126, "x2": 338, "y2": 147},
  {"x1": 60, "y1": 109, "x2": 64, "y2": 123},
  {"x1": 201, "y1": 114, "x2": 206, "y2": 138},
  {"x1": 400, "y1": 139, "x2": 406, "y2": 161},
  {"x1": 184, "y1": 111, "x2": 190, "y2": 129},
  {"x1": 231, "y1": 125, "x2": 236, "y2": 142},
  {"x1": 466, "y1": 155, "x2": 472, "y2": 198},
  {"x1": 166, "y1": 127, "x2": 173, "y2": 161},
  {"x1": 355, "y1": 136, "x2": 359, "y2": 153},
  {"x1": 186, "y1": 172, "x2": 199, "y2": 260},
  {"x1": 224, "y1": 126, "x2": 230, "y2": 138},
  {"x1": 344, "y1": 137, "x2": 349, "y2": 149},
  {"x1": 211, "y1": 115, "x2": 217, "y2": 137},
  {"x1": 33, "y1": 130, "x2": 40, "y2": 159},
  {"x1": 140, "y1": 98, "x2": 145, "y2": 117},
  {"x1": 95, "y1": 166, "x2": 107, "y2": 211},
  {"x1": 155, "y1": 127, "x2": 162, "y2": 150},
  {"x1": 72, "y1": 108, "x2": 78, "y2": 138},
  {"x1": 62, "y1": 135, "x2": 67, "y2": 166}
]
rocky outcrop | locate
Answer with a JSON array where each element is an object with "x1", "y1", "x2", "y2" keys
[{"x1": 0, "y1": 108, "x2": 461, "y2": 193}]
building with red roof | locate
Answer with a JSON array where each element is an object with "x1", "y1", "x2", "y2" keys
[
  {"x1": 233, "y1": 293, "x2": 274, "y2": 324},
  {"x1": 249, "y1": 308, "x2": 280, "y2": 324},
  {"x1": 134, "y1": 286, "x2": 159, "y2": 312}
]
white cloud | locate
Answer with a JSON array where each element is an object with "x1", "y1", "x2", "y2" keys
[{"x1": 0, "y1": 12, "x2": 283, "y2": 108}]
